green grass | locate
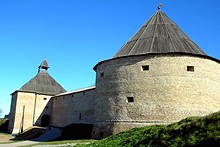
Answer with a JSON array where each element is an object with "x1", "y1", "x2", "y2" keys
[
  {"x1": 78, "y1": 111, "x2": 220, "y2": 147},
  {"x1": 0, "y1": 118, "x2": 14, "y2": 144},
  {"x1": 0, "y1": 118, "x2": 9, "y2": 133},
  {"x1": 0, "y1": 118, "x2": 8, "y2": 126},
  {"x1": 1, "y1": 112, "x2": 220, "y2": 146},
  {"x1": 0, "y1": 132, "x2": 9, "y2": 134}
]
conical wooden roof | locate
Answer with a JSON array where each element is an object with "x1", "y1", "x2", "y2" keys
[{"x1": 113, "y1": 10, "x2": 206, "y2": 58}]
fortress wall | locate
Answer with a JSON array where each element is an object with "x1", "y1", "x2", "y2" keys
[
  {"x1": 93, "y1": 54, "x2": 220, "y2": 138},
  {"x1": 8, "y1": 93, "x2": 17, "y2": 133},
  {"x1": 52, "y1": 88, "x2": 96, "y2": 127},
  {"x1": 8, "y1": 92, "x2": 51, "y2": 134}
]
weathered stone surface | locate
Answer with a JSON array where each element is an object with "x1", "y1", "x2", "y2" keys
[
  {"x1": 52, "y1": 89, "x2": 96, "y2": 127},
  {"x1": 93, "y1": 54, "x2": 220, "y2": 138},
  {"x1": 8, "y1": 92, "x2": 52, "y2": 134}
]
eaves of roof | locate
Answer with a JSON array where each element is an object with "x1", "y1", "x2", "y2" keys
[{"x1": 93, "y1": 52, "x2": 220, "y2": 71}]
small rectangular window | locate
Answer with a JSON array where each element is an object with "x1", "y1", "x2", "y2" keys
[
  {"x1": 92, "y1": 131, "x2": 96, "y2": 136},
  {"x1": 127, "y1": 97, "x2": 134, "y2": 102},
  {"x1": 83, "y1": 92, "x2": 86, "y2": 95},
  {"x1": 79, "y1": 113, "x2": 82, "y2": 120},
  {"x1": 142, "y1": 65, "x2": 149, "y2": 71},
  {"x1": 43, "y1": 98, "x2": 47, "y2": 100},
  {"x1": 100, "y1": 72, "x2": 104, "y2": 77},
  {"x1": 187, "y1": 66, "x2": 194, "y2": 72}
]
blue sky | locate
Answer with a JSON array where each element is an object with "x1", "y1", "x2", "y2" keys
[{"x1": 0, "y1": 0, "x2": 220, "y2": 117}]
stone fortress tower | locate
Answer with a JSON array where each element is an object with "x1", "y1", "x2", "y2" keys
[
  {"x1": 8, "y1": 9, "x2": 220, "y2": 139},
  {"x1": 92, "y1": 9, "x2": 220, "y2": 138},
  {"x1": 8, "y1": 59, "x2": 66, "y2": 134}
]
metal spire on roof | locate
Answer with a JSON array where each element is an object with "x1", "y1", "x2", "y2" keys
[
  {"x1": 157, "y1": 3, "x2": 163, "y2": 10},
  {"x1": 38, "y1": 58, "x2": 49, "y2": 73}
]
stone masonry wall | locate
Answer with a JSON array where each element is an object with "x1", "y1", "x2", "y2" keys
[
  {"x1": 51, "y1": 88, "x2": 96, "y2": 127},
  {"x1": 9, "y1": 92, "x2": 52, "y2": 134},
  {"x1": 93, "y1": 54, "x2": 220, "y2": 138},
  {"x1": 8, "y1": 93, "x2": 17, "y2": 133}
]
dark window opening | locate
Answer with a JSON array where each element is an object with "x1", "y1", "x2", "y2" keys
[
  {"x1": 63, "y1": 97, "x2": 65, "y2": 99},
  {"x1": 100, "y1": 72, "x2": 104, "y2": 77},
  {"x1": 41, "y1": 115, "x2": 50, "y2": 126},
  {"x1": 100, "y1": 132, "x2": 104, "y2": 137},
  {"x1": 79, "y1": 113, "x2": 82, "y2": 120},
  {"x1": 43, "y1": 98, "x2": 47, "y2": 100},
  {"x1": 127, "y1": 97, "x2": 134, "y2": 102},
  {"x1": 142, "y1": 65, "x2": 149, "y2": 71},
  {"x1": 92, "y1": 131, "x2": 95, "y2": 136},
  {"x1": 187, "y1": 66, "x2": 194, "y2": 72},
  {"x1": 83, "y1": 92, "x2": 85, "y2": 95},
  {"x1": 72, "y1": 94, "x2": 74, "y2": 97},
  {"x1": 45, "y1": 106, "x2": 48, "y2": 109}
]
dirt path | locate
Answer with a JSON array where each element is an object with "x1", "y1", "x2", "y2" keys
[
  {"x1": 0, "y1": 133, "x2": 11, "y2": 143},
  {"x1": 0, "y1": 140, "x2": 91, "y2": 147},
  {"x1": 0, "y1": 134, "x2": 91, "y2": 147},
  {"x1": 0, "y1": 134, "x2": 40, "y2": 147}
]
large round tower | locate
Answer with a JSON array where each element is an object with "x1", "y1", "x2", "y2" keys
[{"x1": 93, "y1": 10, "x2": 220, "y2": 138}]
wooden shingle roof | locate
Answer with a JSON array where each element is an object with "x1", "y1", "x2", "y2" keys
[
  {"x1": 19, "y1": 72, "x2": 66, "y2": 95},
  {"x1": 113, "y1": 10, "x2": 206, "y2": 58}
]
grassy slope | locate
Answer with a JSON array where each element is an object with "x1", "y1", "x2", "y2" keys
[
  {"x1": 0, "y1": 118, "x2": 9, "y2": 133},
  {"x1": 80, "y1": 111, "x2": 220, "y2": 146},
  {"x1": 0, "y1": 118, "x2": 8, "y2": 126},
  {"x1": 0, "y1": 118, "x2": 11, "y2": 143}
]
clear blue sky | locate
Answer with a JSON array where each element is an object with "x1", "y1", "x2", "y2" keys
[{"x1": 0, "y1": 0, "x2": 220, "y2": 117}]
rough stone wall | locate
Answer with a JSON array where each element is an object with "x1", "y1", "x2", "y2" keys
[
  {"x1": 93, "y1": 54, "x2": 220, "y2": 138},
  {"x1": 8, "y1": 93, "x2": 17, "y2": 133},
  {"x1": 8, "y1": 91, "x2": 52, "y2": 134},
  {"x1": 51, "y1": 89, "x2": 96, "y2": 127}
]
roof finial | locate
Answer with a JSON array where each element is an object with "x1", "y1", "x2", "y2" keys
[
  {"x1": 38, "y1": 58, "x2": 49, "y2": 73},
  {"x1": 158, "y1": 3, "x2": 163, "y2": 10}
]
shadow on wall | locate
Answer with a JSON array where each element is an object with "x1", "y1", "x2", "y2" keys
[
  {"x1": 34, "y1": 99, "x2": 52, "y2": 127},
  {"x1": 40, "y1": 114, "x2": 50, "y2": 126},
  {"x1": 57, "y1": 123, "x2": 93, "y2": 140},
  {"x1": 34, "y1": 99, "x2": 94, "y2": 139}
]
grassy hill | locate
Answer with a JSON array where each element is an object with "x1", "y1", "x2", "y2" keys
[
  {"x1": 80, "y1": 111, "x2": 220, "y2": 146},
  {"x1": 0, "y1": 118, "x2": 9, "y2": 133}
]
